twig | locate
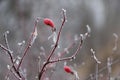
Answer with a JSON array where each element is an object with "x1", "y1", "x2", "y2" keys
[
  {"x1": 0, "y1": 44, "x2": 12, "y2": 54},
  {"x1": 86, "y1": 58, "x2": 120, "y2": 80},
  {"x1": 39, "y1": 24, "x2": 90, "y2": 80},
  {"x1": 40, "y1": 25, "x2": 90, "y2": 80},
  {"x1": 112, "y1": 33, "x2": 118, "y2": 52},
  {"x1": 6, "y1": 67, "x2": 22, "y2": 80},
  {"x1": 49, "y1": 36, "x2": 83, "y2": 63},
  {"x1": 95, "y1": 63, "x2": 99, "y2": 80},
  {"x1": 17, "y1": 18, "x2": 39, "y2": 70},
  {"x1": 4, "y1": 31, "x2": 10, "y2": 51},
  {"x1": 38, "y1": 9, "x2": 66, "y2": 80},
  {"x1": 90, "y1": 49, "x2": 101, "y2": 64},
  {"x1": 53, "y1": 38, "x2": 77, "y2": 60},
  {"x1": 49, "y1": 24, "x2": 91, "y2": 64},
  {"x1": 90, "y1": 49, "x2": 101, "y2": 80},
  {"x1": 6, "y1": 58, "x2": 19, "y2": 80},
  {"x1": 0, "y1": 44, "x2": 22, "y2": 79},
  {"x1": 47, "y1": 9, "x2": 66, "y2": 62},
  {"x1": 107, "y1": 57, "x2": 112, "y2": 80},
  {"x1": 4, "y1": 31, "x2": 22, "y2": 79}
]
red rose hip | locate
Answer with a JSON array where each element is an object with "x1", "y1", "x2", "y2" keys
[
  {"x1": 64, "y1": 66, "x2": 73, "y2": 74},
  {"x1": 44, "y1": 18, "x2": 55, "y2": 28}
]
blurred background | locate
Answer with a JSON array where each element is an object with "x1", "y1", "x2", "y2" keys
[{"x1": 0, "y1": 0, "x2": 120, "y2": 80}]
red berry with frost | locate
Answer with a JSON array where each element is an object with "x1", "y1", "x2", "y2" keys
[
  {"x1": 64, "y1": 66, "x2": 73, "y2": 74},
  {"x1": 44, "y1": 18, "x2": 55, "y2": 28}
]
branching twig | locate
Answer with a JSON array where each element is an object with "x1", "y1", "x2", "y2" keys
[
  {"x1": 49, "y1": 25, "x2": 90, "y2": 63},
  {"x1": 38, "y1": 9, "x2": 66, "y2": 80},
  {"x1": 0, "y1": 44, "x2": 12, "y2": 54},
  {"x1": 90, "y1": 48, "x2": 101, "y2": 80},
  {"x1": 86, "y1": 33, "x2": 119, "y2": 80},
  {"x1": 0, "y1": 43, "x2": 22, "y2": 79},
  {"x1": 3, "y1": 31, "x2": 22, "y2": 79},
  {"x1": 0, "y1": 9, "x2": 92, "y2": 80},
  {"x1": 38, "y1": 24, "x2": 90, "y2": 80},
  {"x1": 86, "y1": 58, "x2": 120, "y2": 80},
  {"x1": 53, "y1": 36, "x2": 78, "y2": 60},
  {"x1": 49, "y1": 36, "x2": 83, "y2": 63},
  {"x1": 47, "y1": 9, "x2": 66, "y2": 62}
]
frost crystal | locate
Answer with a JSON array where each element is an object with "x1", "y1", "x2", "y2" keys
[
  {"x1": 15, "y1": 56, "x2": 21, "y2": 65},
  {"x1": 18, "y1": 40, "x2": 25, "y2": 46},
  {"x1": 62, "y1": 8, "x2": 66, "y2": 13},
  {"x1": 48, "y1": 32, "x2": 57, "y2": 44},
  {"x1": 64, "y1": 48, "x2": 69, "y2": 54},
  {"x1": 16, "y1": 59, "x2": 20, "y2": 65},
  {"x1": 86, "y1": 25, "x2": 91, "y2": 34},
  {"x1": 74, "y1": 71, "x2": 80, "y2": 80},
  {"x1": 74, "y1": 34, "x2": 79, "y2": 41},
  {"x1": 45, "y1": 77, "x2": 49, "y2": 80},
  {"x1": 90, "y1": 48, "x2": 101, "y2": 64},
  {"x1": 80, "y1": 34, "x2": 84, "y2": 40},
  {"x1": 7, "y1": 65, "x2": 10, "y2": 70},
  {"x1": 17, "y1": 56, "x2": 21, "y2": 60},
  {"x1": 64, "y1": 61, "x2": 67, "y2": 66},
  {"x1": 57, "y1": 52, "x2": 61, "y2": 57},
  {"x1": 40, "y1": 46, "x2": 46, "y2": 56},
  {"x1": 6, "y1": 31, "x2": 10, "y2": 34},
  {"x1": 113, "y1": 33, "x2": 118, "y2": 52},
  {"x1": 48, "y1": 32, "x2": 60, "y2": 48},
  {"x1": 40, "y1": 46, "x2": 45, "y2": 51},
  {"x1": 52, "y1": 32, "x2": 57, "y2": 44},
  {"x1": 35, "y1": 76, "x2": 38, "y2": 79},
  {"x1": 22, "y1": 40, "x2": 25, "y2": 44},
  {"x1": 30, "y1": 27, "x2": 38, "y2": 46},
  {"x1": 18, "y1": 42, "x2": 22, "y2": 46},
  {"x1": 62, "y1": 8, "x2": 67, "y2": 21}
]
